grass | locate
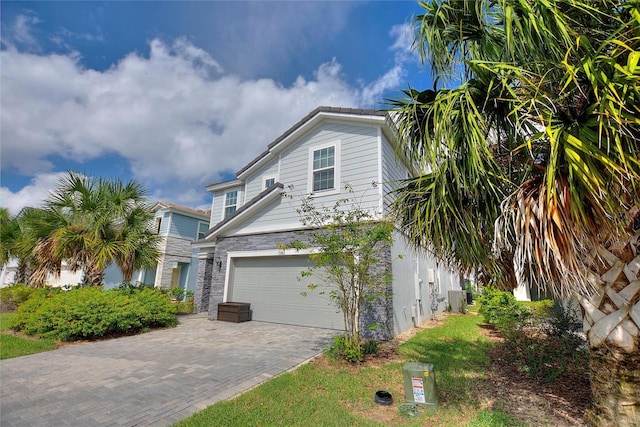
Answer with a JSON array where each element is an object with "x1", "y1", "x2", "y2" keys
[
  {"x1": 175, "y1": 314, "x2": 525, "y2": 427},
  {"x1": 0, "y1": 313, "x2": 58, "y2": 359}
]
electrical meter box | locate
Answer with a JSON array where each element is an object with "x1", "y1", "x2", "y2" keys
[{"x1": 402, "y1": 362, "x2": 438, "y2": 409}]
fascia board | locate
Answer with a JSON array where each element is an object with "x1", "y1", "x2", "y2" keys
[{"x1": 205, "y1": 179, "x2": 243, "y2": 192}]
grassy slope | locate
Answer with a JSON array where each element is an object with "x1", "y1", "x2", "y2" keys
[{"x1": 0, "y1": 313, "x2": 57, "y2": 360}]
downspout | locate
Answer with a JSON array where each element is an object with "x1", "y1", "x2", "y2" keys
[{"x1": 414, "y1": 256, "x2": 422, "y2": 326}]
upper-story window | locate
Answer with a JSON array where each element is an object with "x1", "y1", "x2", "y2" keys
[
  {"x1": 312, "y1": 145, "x2": 335, "y2": 192},
  {"x1": 264, "y1": 177, "x2": 276, "y2": 189},
  {"x1": 197, "y1": 221, "x2": 209, "y2": 240},
  {"x1": 154, "y1": 216, "x2": 162, "y2": 234},
  {"x1": 224, "y1": 191, "x2": 238, "y2": 218}
]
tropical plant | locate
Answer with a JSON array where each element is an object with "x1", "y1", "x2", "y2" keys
[
  {"x1": 28, "y1": 172, "x2": 161, "y2": 287},
  {"x1": 389, "y1": 1, "x2": 639, "y2": 425},
  {"x1": 0, "y1": 208, "x2": 22, "y2": 275},
  {"x1": 280, "y1": 188, "x2": 394, "y2": 362},
  {"x1": 0, "y1": 207, "x2": 51, "y2": 286}
]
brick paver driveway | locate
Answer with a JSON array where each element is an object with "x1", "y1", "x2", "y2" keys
[{"x1": 0, "y1": 315, "x2": 337, "y2": 427}]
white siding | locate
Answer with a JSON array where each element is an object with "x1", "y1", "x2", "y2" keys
[
  {"x1": 222, "y1": 120, "x2": 384, "y2": 235},
  {"x1": 209, "y1": 186, "x2": 244, "y2": 225},
  {"x1": 245, "y1": 161, "x2": 280, "y2": 196},
  {"x1": 381, "y1": 133, "x2": 408, "y2": 215},
  {"x1": 225, "y1": 196, "x2": 298, "y2": 236}
]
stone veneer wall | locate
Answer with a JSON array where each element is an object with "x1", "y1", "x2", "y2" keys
[
  {"x1": 198, "y1": 229, "x2": 394, "y2": 340},
  {"x1": 358, "y1": 245, "x2": 394, "y2": 341},
  {"x1": 194, "y1": 256, "x2": 214, "y2": 313},
  {"x1": 155, "y1": 235, "x2": 193, "y2": 288}
]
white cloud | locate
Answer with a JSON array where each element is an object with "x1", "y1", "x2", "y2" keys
[
  {"x1": 1, "y1": 15, "x2": 417, "y2": 213},
  {"x1": 0, "y1": 172, "x2": 66, "y2": 215},
  {"x1": 390, "y1": 23, "x2": 416, "y2": 56},
  {"x1": 1, "y1": 38, "x2": 359, "y2": 186},
  {"x1": 2, "y1": 13, "x2": 41, "y2": 50}
]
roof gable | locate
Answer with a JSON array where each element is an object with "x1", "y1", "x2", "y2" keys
[
  {"x1": 236, "y1": 107, "x2": 389, "y2": 180},
  {"x1": 151, "y1": 200, "x2": 210, "y2": 220},
  {"x1": 199, "y1": 183, "x2": 285, "y2": 241}
]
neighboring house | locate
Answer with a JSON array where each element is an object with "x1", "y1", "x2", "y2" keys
[
  {"x1": 194, "y1": 107, "x2": 462, "y2": 340},
  {"x1": 1, "y1": 261, "x2": 17, "y2": 287},
  {"x1": 0, "y1": 201, "x2": 210, "y2": 295},
  {"x1": 140, "y1": 201, "x2": 210, "y2": 294}
]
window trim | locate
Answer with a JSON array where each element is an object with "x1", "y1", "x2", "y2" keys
[
  {"x1": 263, "y1": 175, "x2": 277, "y2": 190},
  {"x1": 223, "y1": 190, "x2": 239, "y2": 218},
  {"x1": 307, "y1": 141, "x2": 340, "y2": 195},
  {"x1": 154, "y1": 216, "x2": 163, "y2": 234},
  {"x1": 197, "y1": 220, "x2": 209, "y2": 240}
]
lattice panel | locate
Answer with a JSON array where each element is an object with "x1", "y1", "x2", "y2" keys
[{"x1": 579, "y1": 235, "x2": 640, "y2": 353}]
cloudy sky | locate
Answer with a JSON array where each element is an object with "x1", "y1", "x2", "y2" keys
[{"x1": 1, "y1": 1, "x2": 432, "y2": 214}]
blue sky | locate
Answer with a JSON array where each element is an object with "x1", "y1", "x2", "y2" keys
[{"x1": 1, "y1": 1, "x2": 432, "y2": 214}]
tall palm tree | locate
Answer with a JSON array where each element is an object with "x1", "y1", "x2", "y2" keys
[
  {"x1": 30, "y1": 172, "x2": 160, "y2": 287},
  {"x1": 390, "y1": 1, "x2": 639, "y2": 425}
]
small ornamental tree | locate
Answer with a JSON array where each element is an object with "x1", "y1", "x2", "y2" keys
[{"x1": 281, "y1": 188, "x2": 394, "y2": 360}]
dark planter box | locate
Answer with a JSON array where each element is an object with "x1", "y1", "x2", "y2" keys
[{"x1": 217, "y1": 302, "x2": 251, "y2": 323}]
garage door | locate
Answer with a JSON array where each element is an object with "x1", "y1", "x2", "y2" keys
[{"x1": 228, "y1": 255, "x2": 343, "y2": 330}]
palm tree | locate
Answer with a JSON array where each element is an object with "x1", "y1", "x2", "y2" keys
[
  {"x1": 30, "y1": 172, "x2": 160, "y2": 287},
  {"x1": 0, "y1": 208, "x2": 15, "y2": 268},
  {"x1": 389, "y1": 1, "x2": 639, "y2": 425},
  {"x1": 0, "y1": 207, "x2": 53, "y2": 286}
]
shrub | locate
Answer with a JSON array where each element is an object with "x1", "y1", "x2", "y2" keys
[
  {"x1": 174, "y1": 301, "x2": 194, "y2": 315},
  {"x1": 520, "y1": 299, "x2": 554, "y2": 318},
  {"x1": 361, "y1": 338, "x2": 379, "y2": 356},
  {"x1": 326, "y1": 335, "x2": 364, "y2": 363},
  {"x1": 166, "y1": 287, "x2": 195, "y2": 302},
  {"x1": 477, "y1": 287, "x2": 531, "y2": 333},
  {"x1": 502, "y1": 305, "x2": 588, "y2": 383},
  {"x1": 479, "y1": 290, "x2": 588, "y2": 383},
  {"x1": 0, "y1": 284, "x2": 51, "y2": 311},
  {"x1": 10, "y1": 287, "x2": 177, "y2": 341},
  {"x1": 115, "y1": 282, "x2": 154, "y2": 295}
]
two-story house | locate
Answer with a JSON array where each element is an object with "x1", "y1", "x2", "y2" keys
[
  {"x1": 194, "y1": 107, "x2": 461, "y2": 340},
  {"x1": 142, "y1": 201, "x2": 210, "y2": 294}
]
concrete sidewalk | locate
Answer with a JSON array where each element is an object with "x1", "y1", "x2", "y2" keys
[{"x1": 0, "y1": 315, "x2": 337, "y2": 427}]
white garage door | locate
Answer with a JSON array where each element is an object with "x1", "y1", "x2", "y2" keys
[{"x1": 227, "y1": 255, "x2": 343, "y2": 330}]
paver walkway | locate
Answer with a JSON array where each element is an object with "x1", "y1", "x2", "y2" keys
[{"x1": 0, "y1": 315, "x2": 337, "y2": 427}]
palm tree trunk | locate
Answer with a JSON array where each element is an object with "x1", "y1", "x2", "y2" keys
[
  {"x1": 15, "y1": 261, "x2": 29, "y2": 285},
  {"x1": 82, "y1": 264, "x2": 104, "y2": 287},
  {"x1": 579, "y1": 240, "x2": 640, "y2": 426},
  {"x1": 587, "y1": 346, "x2": 640, "y2": 425}
]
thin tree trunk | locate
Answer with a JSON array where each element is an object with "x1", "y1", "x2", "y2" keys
[{"x1": 580, "y1": 239, "x2": 640, "y2": 426}]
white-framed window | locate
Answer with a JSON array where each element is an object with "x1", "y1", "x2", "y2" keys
[
  {"x1": 224, "y1": 191, "x2": 238, "y2": 218},
  {"x1": 197, "y1": 221, "x2": 209, "y2": 240},
  {"x1": 264, "y1": 176, "x2": 276, "y2": 189},
  {"x1": 308, "y1": 141, "x2": 340, "y2": 194},
  {"x1": 154, "y1": 216, "x2": 162, "y2": 234}
]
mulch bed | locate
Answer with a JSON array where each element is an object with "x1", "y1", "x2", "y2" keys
[{"x1": 480, "y1": 323, "x2": 591, "y2": 426}]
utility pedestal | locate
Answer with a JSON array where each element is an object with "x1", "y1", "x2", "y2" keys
[{"x1": 402, "y1": 362, "x2": 438, "y2": 409}]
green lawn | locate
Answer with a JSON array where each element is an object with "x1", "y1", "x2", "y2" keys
[
  {"x1": 175, "y1": 314, "x2": 524, "y2": 427},
  {"x1": 0, "y1": 313, "x2": 58, "y2": 359}
]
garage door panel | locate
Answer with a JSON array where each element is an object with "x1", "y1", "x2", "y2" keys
[{"x1": 228, "y1": 255, "x2": 343, "y2": 330}]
